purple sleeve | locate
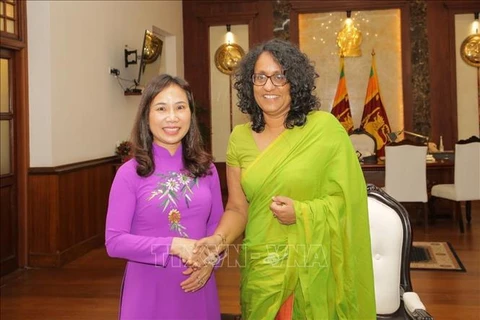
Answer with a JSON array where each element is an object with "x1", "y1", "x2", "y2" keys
[
  {"x1": 105, "y1": 163, "x2": 173, "y2": 267},
  {"x1": 206, "y1": 164, "x2": 225, "y2": 237}
]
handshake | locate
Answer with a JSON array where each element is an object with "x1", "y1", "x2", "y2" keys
[
  {"x1": 171, "y1": 233, "x2": 228, "y2": 292},
  {"x1": 171, "y1": 233, "x2": 227, "y2": 269}
]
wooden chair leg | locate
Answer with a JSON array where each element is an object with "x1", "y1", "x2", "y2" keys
[
  {"x1": 451, "y1": 201, "x2": 456, "y2": 221},
  {"x1": 423, "y1": 203, "x2": 429, "y2": 233},
  {"x1": 456, "y1": 201, "x2": 464, "y2": 233},
  {"x1": 415, "y1": 204, "x2": 422, "y2": 227},
  {"x1": 428, "y1": 196, "x2": 437, "y2": 225},
  {"x1": 466, "y1": 201, "x2": 472, "y2": 224}
]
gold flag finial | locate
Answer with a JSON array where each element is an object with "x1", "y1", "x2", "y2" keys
[{"x1": 371, "y1": 49, "x2": 375, "y2": 56}]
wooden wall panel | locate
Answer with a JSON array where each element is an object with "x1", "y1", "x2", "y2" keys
[
  {"x1": 214, "y1": 162, "x2": 228, "y2": 206},
  {"x1": 427, "y1": 1, "x2": 456, "y2": 150},
  {"x1": 428, "y1": 0, "x2": 480, "y2": 150},
  {"x1": 28, "y1": 175, "x2": 58, "y2": 257},
  {"x1": 28, "y1": 157, "x2": 117, "y2": 267}
]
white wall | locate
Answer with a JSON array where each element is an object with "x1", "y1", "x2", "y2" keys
[
  {"x1": 27, "y1": 1, "x2": 184, "y2": 166},
  {"x1": 455, "y1": 14, "x2": 480, "y2": 140}
]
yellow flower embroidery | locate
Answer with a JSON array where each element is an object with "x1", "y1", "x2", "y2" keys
[
  {"x1": 167, "y1": 209, "x2": 188, "y2": 238},
  {"x1": 168, "y1": 209, "x2": 181, "y2": 224}
]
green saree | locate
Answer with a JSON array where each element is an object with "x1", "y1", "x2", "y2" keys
[{"x1": 226, "y1": 111, "x2": 376, "y2": 320}]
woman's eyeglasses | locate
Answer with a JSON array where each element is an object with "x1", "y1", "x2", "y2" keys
[{"x1": 252, "y1": 73, "x2": 288, "y2": 87}]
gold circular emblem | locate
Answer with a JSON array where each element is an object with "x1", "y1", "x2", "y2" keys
[
  {"x1": 460, "y1": 34, "x2": 480, "y2": 67},
  {"x1": 214, "y1": 43, "x2": 245, "y2": 75}
]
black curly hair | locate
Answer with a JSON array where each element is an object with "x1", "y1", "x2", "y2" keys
[
  {"x1": 130, "y1": 74, "x2": 212, "y2": 178},
  {"x1": 233, "y1": 38, "x2": 320, "y2": 132}
]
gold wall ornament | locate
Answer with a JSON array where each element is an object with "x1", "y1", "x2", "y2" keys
[
  {"x1": 214, "y1": 43, "x2": 245, "y2": 75},
  {"x1": 460, "y1": 34, "x2": 480, "y2": 67},
  {"x1": 337, "y1": 22, "x2": 363, "y2": 57}
]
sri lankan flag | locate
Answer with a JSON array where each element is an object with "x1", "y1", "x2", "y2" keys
[
  {"x1": 331, "y1": 56, "x2": 354, "y2": 133},
  {"x1": 360, "y1": 52, "x2": 391, "y2": 157}
]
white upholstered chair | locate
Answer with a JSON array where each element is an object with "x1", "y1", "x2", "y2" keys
[
  {"x1": 430, "y1": 137, "x2": 480, "y2": 233},
  {"x1": 367, "y1": 184, "x2": 433, "y2": 320},
  {"x1": 349, "y1": 128, "x2": 377, "y2": 162},
  {"x1": 384, "y1": 141, "x2": 429, "y2": 232}
]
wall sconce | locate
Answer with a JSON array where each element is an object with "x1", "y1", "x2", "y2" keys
[
  {"x1": 214, "y1": 24, "x2": 245, "y2": 75},
  {"x1": 225, "y1": 24, "x2": 234, "y2": 45},
  {"x1": 336, "y1": 10, "x2": 362, "y2": 57},
  {"x1": 124, "y1": 47, "x2": 138, "y2": 68}
]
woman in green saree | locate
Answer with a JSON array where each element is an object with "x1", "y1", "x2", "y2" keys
[{"x1": 193, "y1": 39, "x2": 376, "y2": 319}]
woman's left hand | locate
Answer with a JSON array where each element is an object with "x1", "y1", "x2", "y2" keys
[
  {"x1": 270, "y1": 195, "x2": 296, "y2": 225},
  {"x1": 181, "y1": 264, "x2": 214, "y2": 292}
]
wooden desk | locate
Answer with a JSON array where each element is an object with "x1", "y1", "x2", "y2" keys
[{"x1": 361, "y1": 160, "x2": 454, "y2": 189}]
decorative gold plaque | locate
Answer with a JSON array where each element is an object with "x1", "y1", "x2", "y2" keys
[
  {"x1": 337, "y1": 23, "x2": 363, "y2": 57},
  {"x1": 460, "y1": 34, "x2": 480, "y2": 67},
  {"x1": 214, "y1": 43, "x2": 245, "y2": 75}
]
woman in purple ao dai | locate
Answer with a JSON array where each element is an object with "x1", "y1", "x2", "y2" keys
[{"x1": 105, "y1": 74, "x2": 224, "y2": 320}]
